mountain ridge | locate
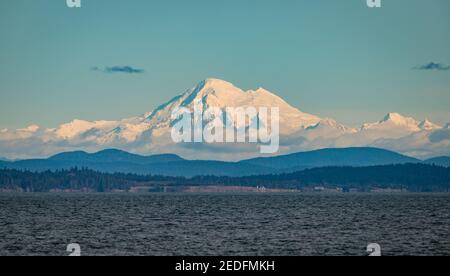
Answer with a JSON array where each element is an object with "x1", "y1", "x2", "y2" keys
[
  {"x1": 0, "y1": 147, "x2": 432, "y2": 177},
  {"x1": 242, "y1": 147, "x2": 421, "y2": 170},
  {"x1": 49, "y1": 149, "x2": 184, "y2": 164},
  {"x1": 0, "y1": 78, "x2": 448, "y2": 161}
]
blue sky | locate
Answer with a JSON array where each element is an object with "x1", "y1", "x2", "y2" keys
[{"x1": 0, "y1": 0, "x2": 449, "y2": 129}]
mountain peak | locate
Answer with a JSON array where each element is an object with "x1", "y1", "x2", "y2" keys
[
  {"x1": 311, "y1": 118, "x2": 339, "y2": 128},
  {"x1": 145, "y1": 78, "x2": 322, "y2": 135},
  {"x1": 49, "y1": 150, "x2": 89, "y2": 161},
  {"x1": 193, "y1": 79, "x2": 274, "y2": 97},
  {"x1": 383, "y1": 112, "x2": 411, "y2": 123},
  {"x1": 306, "y1": 118, "x2": 356, "y2": 133},
  {"x1": 418, "y1": 119, "x2": 441, "y2": 131},
  {"x1": 187, "y1": 78, "x2": 283, "y2": 106},
  {"x1": 381, "y1": 112, "x2": 419, "y2": 127},
  {"x1": 254, "y1": 87, "x2": 270, "y2": 93},
  {"x1": 193, "y1": 78, "x2": 237, "y2": 93},
  {"x1": 379, "y1": 114, "x2": 440, "y2": 131},
  {"x1": 179, "y1": 78, "x2": 244, "y2": 107},
  {"x1": 204, "y1": 78, "x2": 234, "y2": 86},
  {"x1": 361, "y1": 112, "x2": 421, "y2": 133}
]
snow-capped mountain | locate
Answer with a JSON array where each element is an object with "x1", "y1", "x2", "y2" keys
[
  {"x1": 0, "y1": 78, "x2": 448, "y2": 160},
  {"x1": 359, "y1": 112, "x2": 442, "y2": 140},
  {"x1": 362, "y1": 113, "x2": 441, "y2": 132},
  {"x1": 362, "y1": 113, "x2": 422, "y2": 132},
  {"x1": 145, "y1": 79, "x2": 320, "y2": 135},
  {"x1": 418, "y1": 119, "x2": 442, "y2": 131}
]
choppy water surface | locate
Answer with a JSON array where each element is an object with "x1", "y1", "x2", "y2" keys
[{"x1": 0, "y1": 193, "x2": 449, "y2": 256}]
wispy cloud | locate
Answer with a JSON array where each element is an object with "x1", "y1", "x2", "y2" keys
[
  {"x1": 92, "y1": 66, "x2": 145, "y2": 74},
  {"x1": 415, "y1": 62, "x2": 450, "y2": 71}
]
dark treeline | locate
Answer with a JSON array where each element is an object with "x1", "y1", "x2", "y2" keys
[
  {"x1": 0, "y1": 163, "x2": 449, "y2": 192},
  {"x1": 0, "y1": 168, "x2": 182, "y2": 192},
  {"x1": 215, "y1": 164, "x2": 450, "y2": 192}
]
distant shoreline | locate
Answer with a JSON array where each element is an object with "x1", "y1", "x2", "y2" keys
[
  {"x1": 1, "y1": 163, "x2": 449, "y2": 193},
  {"x1": 1, "y1": 188, "x2": 449, "y2": 194}
]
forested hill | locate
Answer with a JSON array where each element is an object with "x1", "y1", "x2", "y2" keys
[
  {"x1": 0, "y1": 147, "x2": 428, "y2": 177},
  {"x1": 222, "y1": 164, "x2": 450, "y2": 192},
  {"x1": 0, "y1": 163, "x2": 449, "y2": 193}
]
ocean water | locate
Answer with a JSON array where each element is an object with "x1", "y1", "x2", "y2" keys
[{"x1": 0, "y1": 193, "x2": 449, "y2": 256}]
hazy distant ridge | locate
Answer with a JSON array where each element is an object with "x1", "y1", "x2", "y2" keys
[{"x1": 1, "y1": 147, "x2": 445, "y2": 177}]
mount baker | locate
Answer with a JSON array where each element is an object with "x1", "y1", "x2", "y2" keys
[{"x1": 0, "y1": 78, "x2": 449, "y2": 161}]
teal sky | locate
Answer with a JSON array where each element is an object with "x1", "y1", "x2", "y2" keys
[{"x1": 1, "y1": 0, "x2": 449, "y2": 129}]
